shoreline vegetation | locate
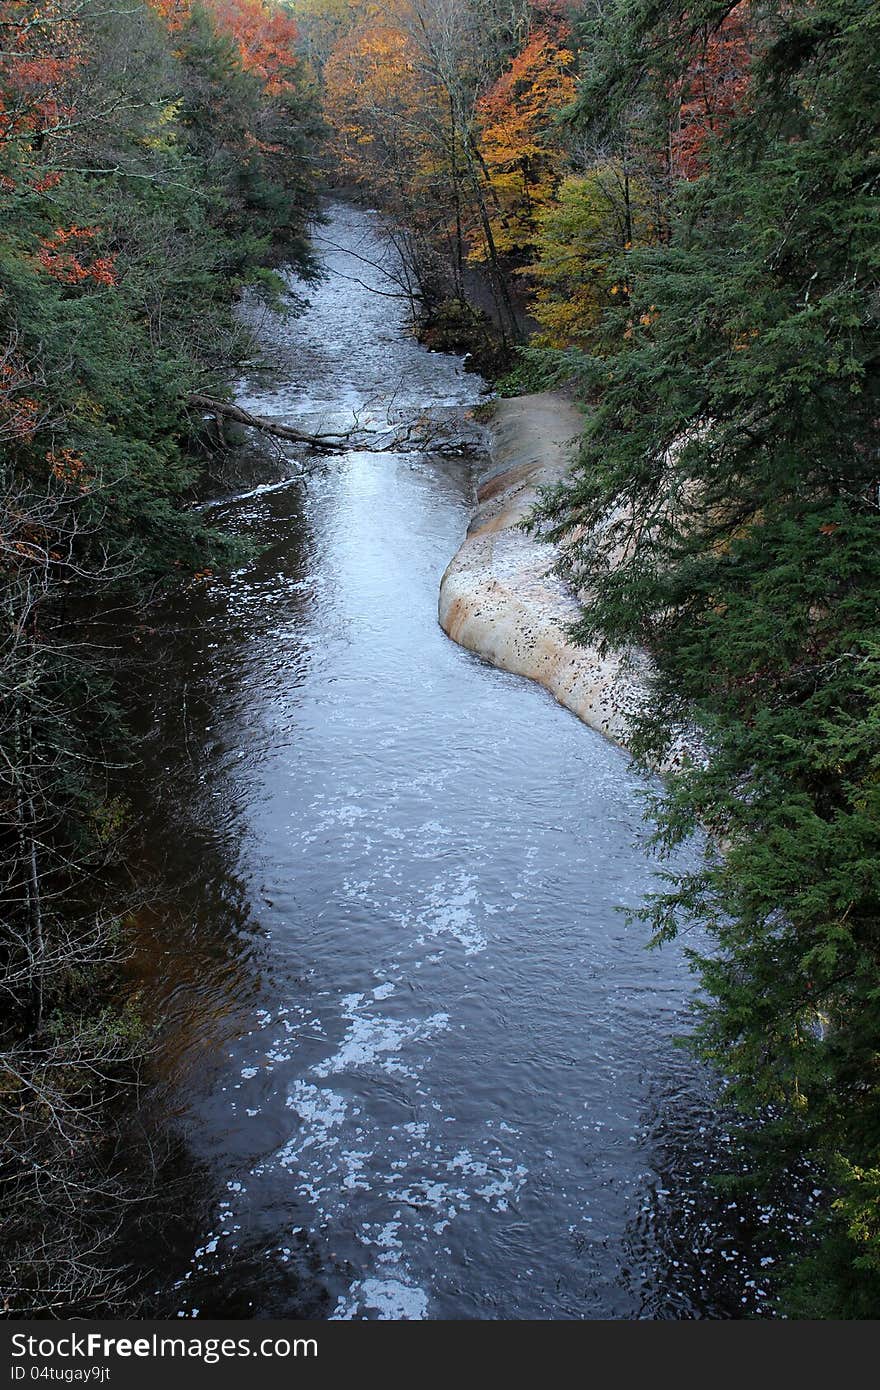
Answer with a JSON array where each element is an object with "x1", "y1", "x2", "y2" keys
[
  {"x1": 1, "y1": 0, "x2": 878, "y2": 1318},
  {"x1": 0, "y1": 0, "x2": 320, "y2": 1315},
  {"x1": 307, "y1": 0, "x2": 879, "y2": 1317}
]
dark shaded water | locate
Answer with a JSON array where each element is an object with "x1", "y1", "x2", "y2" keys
[{"x1": 124, "y1": 203, "x2": 784, "y2": 1319}]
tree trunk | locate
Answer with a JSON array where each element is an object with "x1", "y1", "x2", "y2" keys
[{"x1": 186, "y1": 395, "x2": 353, "y2": 451}]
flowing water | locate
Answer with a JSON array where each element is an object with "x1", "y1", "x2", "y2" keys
[{"x1": 124, "y1": 202, "x2": 784, "y2": 1320}]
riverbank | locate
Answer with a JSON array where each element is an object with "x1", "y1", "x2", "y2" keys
[
  {"x1": 439, "y1": 391, "x2": 654, "y2": 753},
  {"x1": 102, "y1": 205, "x2": 772, "y2": 1319}
]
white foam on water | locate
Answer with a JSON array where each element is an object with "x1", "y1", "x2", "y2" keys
[
  {"x1": 331, "y1": 1276, "x2": 429, "y2": 1321},
  {"x1": 280, "y1": 1081, "x2": 347, "y2": 1159},
  {"x1": 412, "y1": 870, "x2": 487, "y2": 956},
  {"x1": 312, "y1": 999, "x2": 449, "y2": 1079}
]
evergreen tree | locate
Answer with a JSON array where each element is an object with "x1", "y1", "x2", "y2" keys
[
  {"x1": 531, "y1": 0, "x2": 880, "y2": 1314},
  {"x1": 0, "y1": 0, "x2": 318, "y2": 1313}
]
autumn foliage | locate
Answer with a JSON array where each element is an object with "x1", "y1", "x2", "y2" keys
[
  {"x1": 670, "y1": 1, "x2": 755, "y2": 178},
  {"x1": 323, "y1": 10, "x2": 432, "y2": 189},
  {"x1": 317, "y1": 1, "x2": 583, "y2": 332},
  {"x1": 1, "y1": 0, "x2": 317, "y2": 1315},
  {"x1": 211, "y1": 0, "x2": 302, "y2": 91},
  {"x1": 151, "y1": 0, "x2": 302, "y2": 92},
  {"x1": 475, "y1": 19, "x2": 576, "y2": 257},
  {"x1": 37, "y1": 225, "x2": 117, "y2": 286},
  {"x1": 0, "y1": 0, "x2": 82, "y2": 147},
  {"x1": 311, "y1": 0, "x2": 757, "y2": 341}
]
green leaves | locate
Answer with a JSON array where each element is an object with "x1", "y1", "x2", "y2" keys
[
  {"x1": 0, "y1": 1, "x2": 318, "y2": 1312},
  {"x1": 534, "y1": 0, "x2": 880, "y2": 1314}
]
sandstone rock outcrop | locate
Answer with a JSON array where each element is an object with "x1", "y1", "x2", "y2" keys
[{"x1": 439, "y1": 391, "x2": 653, "y2": 751}]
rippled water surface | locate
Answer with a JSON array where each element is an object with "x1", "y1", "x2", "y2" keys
[{"x1": 126, "y1": 203, "x2": 779, "y2": 1319}]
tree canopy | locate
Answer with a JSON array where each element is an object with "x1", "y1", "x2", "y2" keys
[
  {"x1": 0, "y1": 0, "x2": 318, "y2": 1314},
  {"x1": 307, "y1": 0, "x2": 880, "y2": 1315}
]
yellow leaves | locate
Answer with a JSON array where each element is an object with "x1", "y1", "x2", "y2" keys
[
  {"x1": 158, "y1": 97, "x2": 183, "y2": 127},
  {"x1": 142, "y1": 98, "x2": 184, "y2": 150},
  {"x1": 323, "y1": 10, "x2": 437, "y2": 181},
  {"x1": 732, "y1": 327, "x2": 759, "y2": 351},
  {"x1": 471, "y1": 21, "x2": 577, "y2": 261},
  {"x1": 529, "y1": 167, "x2": 660, "y2": 351},
  {"x1": 73, "y1": 393, "x2": 104, "y2": 422}
]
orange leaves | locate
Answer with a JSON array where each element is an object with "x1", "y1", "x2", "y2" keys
[
  {"x1": 0, "y1": 1, "x2": 80, "y2": 213},
  {"x1": 474, "y1": 20, "x2": 577, "y2": 258},
  {"x1": 479, "y1": 24, "x2": 576, "y2": 131},
  {"x1": 47, "y1": 447, "x2": 91, "y2": 490},
  {"x1": 2, "y1": 392, "x2": 41, "y2": 441},
  {"x1": 149, "y1": 0, "x2": 301, "y2": 94},
  {"x1": 0, "y1": 353, "x2": 42, "y2": 446},
  {"x1": 243, "y1": 130, "x2": 283, "y2": 155},
  {"x1": 623, "y1": 306, "x2": 658, "y2": 341},
  {"x1": 85, "y1": 257, "x2": 117, "y2": 288},
  {"x1": 148, "y1": 0, "x2": 191, "y2": 32},
  {"x1": 0, "y1": 354, "x2": 90, "y2": 502},
  {"x1": 211, "y1": 0, "x2": 301, "y2": 94},
  {"x1": 478, "y1": 23, "x2": 576, "y2": 142},
  {"x1": 32, "y1": 170, "x2": 62, "y2": 193},
  {"x1": 319, "y1": 2, "x2": 581, "y2": 277},
  {"x1": 323, "y1": 11, "x2": 432, "y2": 183},
  {"x1": 0, "y1": 13, "x2": 78, "y2": 226},
  {"x1": 37, "y1": 227, "x2": 118, "y2": 288},
  {"x1": 0, "y1": 1, "x2": 83, "y2": 147},
  {"x1": 42, "y1": 224, "x2": 94, "y2": 241},
  {"x1": 732, "y1": 327, "x2": 759, "y2": 352}
]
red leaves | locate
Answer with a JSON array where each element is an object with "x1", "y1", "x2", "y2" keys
[
  {"x1": 211, "y1": 0, "x2": 300, "y2": 94},
  {"x1": 149, "y1": 0, "x2": 300, "y2": 95},
  {"x1": 32, "y1": 170, "x2": 62, "y2": 193},
  {"x1": 37, "y1": 227, "x2": 117, "y2": 288},
  {"x1": 670, "y1": 1, "x2": 755, "y2": 179}
]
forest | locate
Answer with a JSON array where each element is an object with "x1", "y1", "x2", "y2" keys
[
  {"x1": 0, "y1": 0, "x2": 320, "y2": 1314},
  {"x1": 1, "y1": 0, "x2": 879, "y2": 1321}
]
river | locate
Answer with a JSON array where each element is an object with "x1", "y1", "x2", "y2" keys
[{"x1": 123, "y1": 202, "x2": 783, "y2": 1320}]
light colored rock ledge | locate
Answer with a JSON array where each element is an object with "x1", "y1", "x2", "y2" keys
[{"x1": 438, "y1": 390, "x2": 654, "y2": 753}]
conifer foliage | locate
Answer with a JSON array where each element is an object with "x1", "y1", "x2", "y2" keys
[
  {"x1": 0, "y1": 0, "x2": 317, "y2": 1314},
  {"x1": 308, "y1": 0, "x2": 880, "y2": 1313},
  {"x1": 530, "y1": 0, "x2": 880, "y2": 1315}
]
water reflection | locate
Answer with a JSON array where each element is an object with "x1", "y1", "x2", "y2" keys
[{"x1": 119, "y1": 202, "x2": 776, "y2": 1319}]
